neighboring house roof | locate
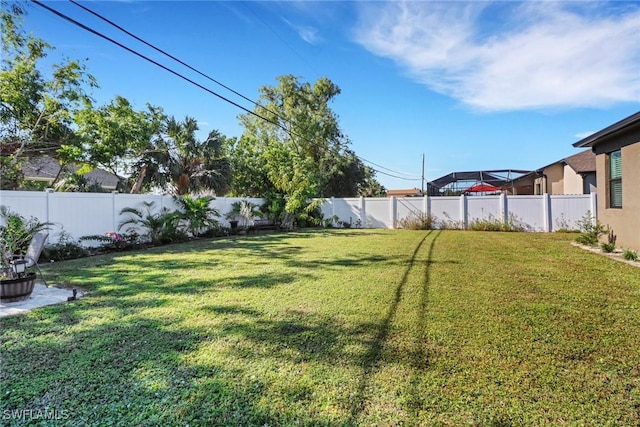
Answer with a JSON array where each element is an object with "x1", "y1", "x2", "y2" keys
[
  {"x1": 386, "y1": 188, "x2": 423, "y2": 197},
  {"x1": 563, "y1": 149, "x2": 596, "y2": 174},
  {"x1": 510, "y1": 150, "x2": 595, "y2": 183},
  {"x1": 573, "y1": 111, "x2": 640, "y2": 148},
  {"x1": 22, "y1": 156, "x2": 121, "y2": 189},
  {"x1": 22, "y1": 156, "x2": 60, "y2": 180}
]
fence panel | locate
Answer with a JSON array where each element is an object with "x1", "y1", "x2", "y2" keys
[
  {"x1": 0, "y1": 191, "x2": 595, "y2": 240},
  {"x1": 363, "y1": 198, "x2": 390, "y2": 228},
  {"x1": 549, "y1": 195, "x2": 591, "y2": 231},
  {"x1": 396, "y1": 198, "x2": 424, "y2": 225},
  {"x1": 331, "y1": 198, "x2": 361, "y2": 226},
  {"x1": 50, "y1": 192, "x2": 114, "y2": 239},
  {"x1": 507, "y1": 195, "x2": 546, "y2": 231},
  {"x1": 430, "y1": 197, "x2": 462, "y2": 227},
  {"x1": 0, "y1": 191, "x2": 48, "y2": 224},
  {"x1": 467, "y1": 196, "x2": 502, "y2": 224}
]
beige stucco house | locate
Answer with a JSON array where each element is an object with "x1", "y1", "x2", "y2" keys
[
  {"x1": 573, "y1": 111, "x2": 640, "y2": 251},
  {"x1": 505, "y1": 150, "x2": 596, "y2": 195}
]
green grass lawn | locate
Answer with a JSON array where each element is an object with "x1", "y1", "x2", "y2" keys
[{"x1": 1, "y1": 230, "x2": 639, "y2": 426}]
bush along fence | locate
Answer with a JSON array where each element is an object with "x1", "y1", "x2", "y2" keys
[
  {"x1": 0, "y1": 190, "x2": 595, "y2": 242},
  {"x1": 320, "y1": 193, "x2": 596, "y2": 233}
]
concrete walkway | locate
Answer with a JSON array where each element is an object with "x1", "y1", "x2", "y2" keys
[{"x1": 0, "y1": 283, "x2": 80, "y2": 318}]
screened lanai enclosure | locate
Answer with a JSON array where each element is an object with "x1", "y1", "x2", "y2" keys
[{"x1": 428, "y1": 170, "x2": 531, "y2": 195}]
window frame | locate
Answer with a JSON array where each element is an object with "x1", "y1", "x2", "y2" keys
[{"x1": 608, "y1": 150, "x2": 622, "y2": 209}]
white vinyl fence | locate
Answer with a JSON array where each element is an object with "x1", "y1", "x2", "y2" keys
[
  {"x1": 0, "y1": 190, "x2": 596, "y2": 243},
  {"x1": 320, "y1": 193, "x2": 596, "y2": 232}
]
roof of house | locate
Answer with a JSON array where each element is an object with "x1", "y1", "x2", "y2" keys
[
  {"x1": 22, "y1": 156, "x2": 121, "y2": 189},
  {"x1": 386, "y1": 188, "x2": 423, "y2": 197},
  {"x1": 563, "y1": 149, "x2": 596, "y2": 173},
  {"x1": 573, "y1": 111, "x2": 640, "y2": 148}
]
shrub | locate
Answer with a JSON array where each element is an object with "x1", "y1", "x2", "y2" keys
[
  {"x1": 323, "y1": 215, "x2": 340, "y2": 228},
  {"x1": 398, "y1": 212, "x2": 435, "y2": 230},
  {"x1": 80, "y1": 231, "x2": 143, "y2": 253},
  {"x1": 600, "y1": 242, "x2": 615, "y2": 253},
  {"x1": 622, "y1": 249, "x2": 638, "y2": 261},
  {"x1": 437, "y1": 212, "x2": 464, "y2": 230},
  {"x1": 338, "y1": 218, "x2": 353, "y2": 228},
  {"x1": 174, "y1": 195, "x2": 220, "y2": 237},
  {"x1": 469, "y1": 214, "x2": 527, "y2": 232},
  {"x1": 42, "y1": 232, "x2": 89, "y2": 262},
  {"x1": 119, "y1": 201, "x2": 187, "y2": 245},
  {"x1": 575, "y1": 211, "x2": 606, "y2": 246}
]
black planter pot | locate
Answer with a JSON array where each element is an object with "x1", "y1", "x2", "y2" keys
[{"x1": 0, "y1": 272, "x2": 36, "y2": 303}]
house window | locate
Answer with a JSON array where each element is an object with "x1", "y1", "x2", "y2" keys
[{"x1": 609, "y1": 150, "x2": 622, "y2": 208}]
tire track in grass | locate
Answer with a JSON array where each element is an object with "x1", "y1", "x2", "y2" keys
[{"x1": 348, "y1": 230, "x2": 434, "y2": 424}]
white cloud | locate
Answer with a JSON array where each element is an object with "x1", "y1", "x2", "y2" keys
[
  {"x1": 283, "y1": 18, "x2": 322, "y2": 44},
  {"x1": 354, "y1": 1, "x2": 640, "y2": 111}
]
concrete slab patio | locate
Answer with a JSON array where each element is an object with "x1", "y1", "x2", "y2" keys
[{"x1": 0, "y1": 283, "x2": 80, "y2": 318}]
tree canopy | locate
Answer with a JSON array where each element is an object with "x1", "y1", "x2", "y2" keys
[
  {"x1": 1, "y1": 7, "x2": 384, "y2": 202},
  {"x1": 0, "y1": 7, "x2": 96, "y2": 188},
  {"x1": 229, "y1": 75, "x2": 385, "y2": 212}
]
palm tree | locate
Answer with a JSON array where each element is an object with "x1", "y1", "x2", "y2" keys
[
  {"x1": 118, "y1": 201, "x2": 183, "y2": 245},
  {"x1": 166, "y1": 117, "x2": 232, "y2": 195},
  {"x1": 173, "y1": 195, "x2": 220, "y2": 237}
]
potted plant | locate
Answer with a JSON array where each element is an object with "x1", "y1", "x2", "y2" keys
[{"x1": 0, "y1": 206, "x2": 51, "y2": 302}]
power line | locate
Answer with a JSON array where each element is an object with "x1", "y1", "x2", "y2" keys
[
  {"x1": 32, "y1": 0, "x2": 280, "y2": 128},
  {"x1": 356, "y1": 155, "x2": 422, "y2": 179},
  {"x1": 68, "y1": 0, "x2": 284, "y2": 123},
  {"x1": 370, "y1": 169, "x2": 422, "y2": 181},
  {"x1": 34, "y1": 1, "x2": 416, "y2": 185}
]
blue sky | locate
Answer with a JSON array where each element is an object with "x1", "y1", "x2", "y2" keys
[{"x1": 23, "y1": 1, "x2": 640, "y2": 189}]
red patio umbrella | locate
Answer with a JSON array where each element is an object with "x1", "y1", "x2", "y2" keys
[{"x1": 463, "y1": 183, "x2": 502, "y2": 193}]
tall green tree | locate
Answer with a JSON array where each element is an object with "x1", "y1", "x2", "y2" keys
[
  {"x1": 63, "y1": 96, "x2": 166, "y2": 191},
  {"x1": 226, "y1": 133, "x2": 272, "y2": 197},
  {"x1": 233, "y1": 75, "x2": 385, "y2": 210},
  {"x1": 163, "y1": 116, "x2": 232, "y2": 195},
  {"x1": 235, "y1": 75, "x2": 344, "y2": 212},
  {"x1": 0, "y1": 7, "x2": 97, "y2": 189}
]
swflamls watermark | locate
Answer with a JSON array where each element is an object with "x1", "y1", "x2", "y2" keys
[{"x1": 2, "y1": 408, "x2": 71, "y2": 421}]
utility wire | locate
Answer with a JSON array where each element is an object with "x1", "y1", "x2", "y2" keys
[
  {"x1": 68, "y1": 0, "x2": 284, "y2": 123},
  {"x1": 369, "y1": 169, "x2": 422, "y2": 181},
  {"x1": 32, "y1": 0, "x2": 281, "y2": 129},
  {"x1": 357, "y1": 155, "x2": 422, "y2": 179},
  {"x1": 36, "y1": 1, "x2": 417, "y2": 184}
]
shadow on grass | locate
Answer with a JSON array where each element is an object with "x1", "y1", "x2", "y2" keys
[
  {"x1": 3, "y1": 230, "x2": 455, "y2": 425},
  {"x1": 2, "y1": 303, "x2": 391, "y2": 425},
  {"x1": 200, "y1": 304, "x2": 380, "y2": 367},
  {"x1": 348, "y1": 230, "x2": 442, "y2": 424}
]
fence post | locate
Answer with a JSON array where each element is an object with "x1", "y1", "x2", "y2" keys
[
  {"x1": 112, "y1": 191, "x2": 118, "y2": 232},
  {"x1": 359, "y1": 196, "x2": 365, "y2": 224},
  {"x1": 423, "y1": 195, "x2": 430, "y2": 217},
  {"x1": 460, "y1": 194, "x2": 468, "y2": 229},
  {"x1": 500, "y1": 193, "x2": 508, "y2": 223},
  {"x1": 543, "y1": 193, "x2": 551, "y2": 232},
  {"x1": 590, "y1": 192, "x2": 597, "y2": 223},
  {"x1": 390, "y1": 197, "x2": 397, "y2": 229},
  {"x1": 331, "y1": 197, "x2": 336, "y2": 218},
  {"x1": 45, "y1": 188, "x2": 54, "y2": 226}
]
